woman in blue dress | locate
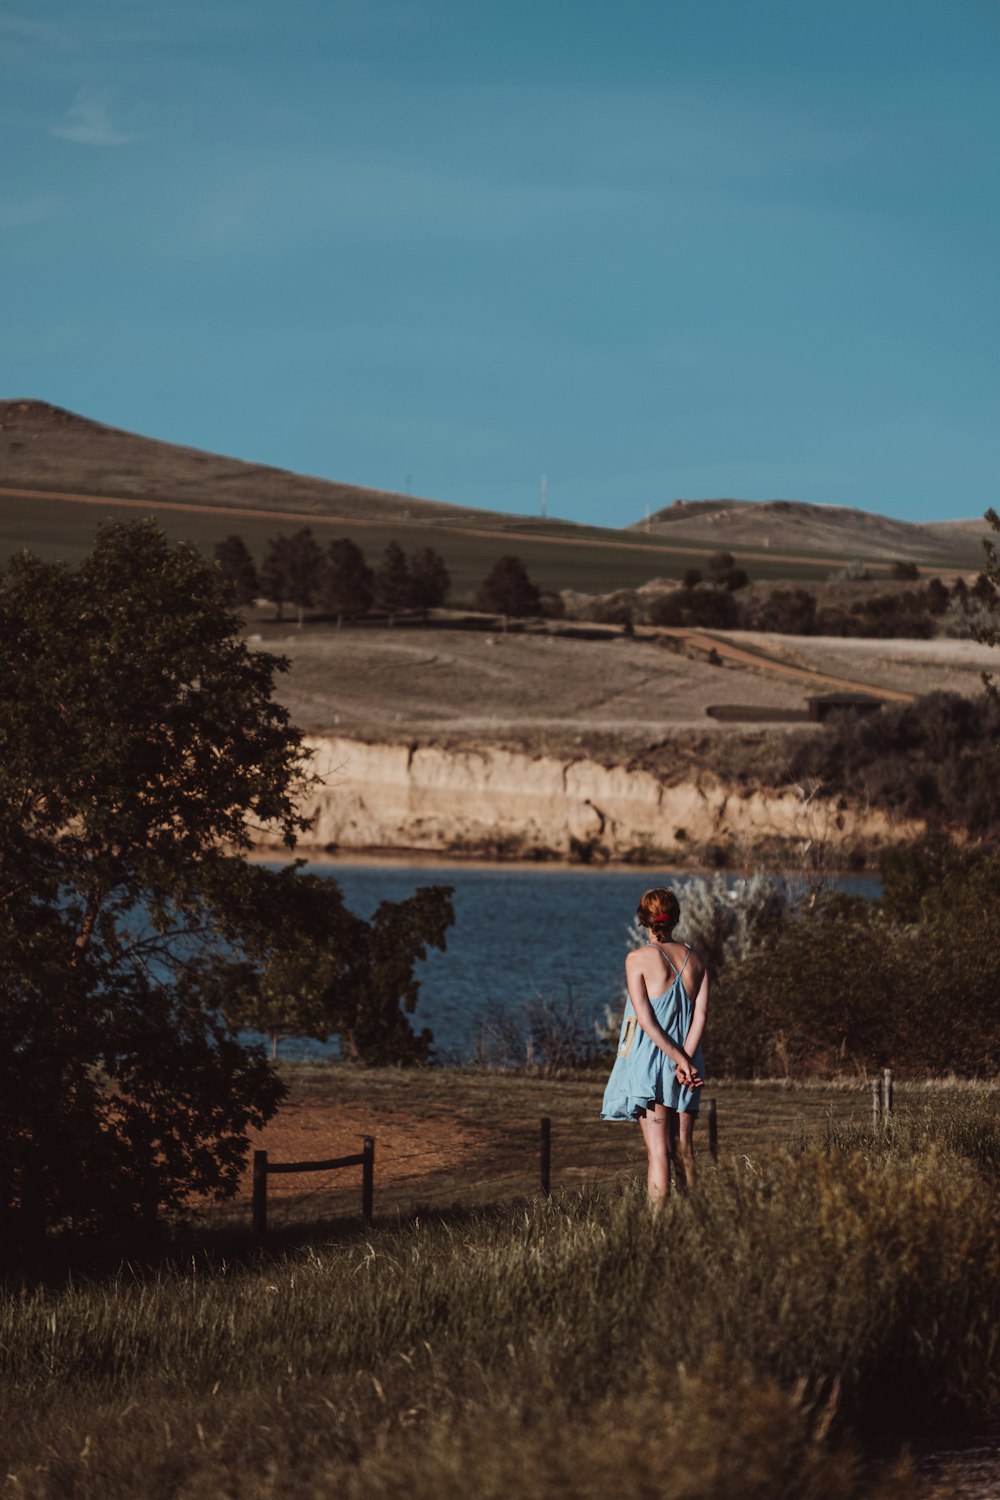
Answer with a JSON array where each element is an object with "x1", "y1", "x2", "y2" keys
[{"x1": 601, "y1": 887, "x2": 709, "y2": 1201}]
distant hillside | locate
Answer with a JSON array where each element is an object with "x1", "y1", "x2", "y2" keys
[
  {"x1": 0, "y1": 399, "x2": 504, "y2": 527},
  {"x1": 630, "y1": 498, "x2": 988, "y2": 570}
]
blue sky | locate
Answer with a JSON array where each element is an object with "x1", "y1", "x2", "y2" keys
[{"x1": 2, "y1": 0, "x2": 998, "y2": 526}]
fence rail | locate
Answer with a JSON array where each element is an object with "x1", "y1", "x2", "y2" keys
[
  {"x1": 252, "y1": 1137, "x2": 374, "y2": 1242},
  {"x1": 251, "y1": 1103, "x2": 722, "y2": 1237}
]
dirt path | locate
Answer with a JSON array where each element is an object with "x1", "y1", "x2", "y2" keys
[{"x1": 661, "y1": 628, "x2": 916, "y2": 701}]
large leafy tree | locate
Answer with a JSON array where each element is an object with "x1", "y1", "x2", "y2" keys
[
  {"x1": 0, "y1": 521, "x2": 315, "y2": 1234},
  {"x1": 1, "y1": 521, "x2": 456, "y2": 1239},
  {"x1": 215, "y1": 871, "x2": 453, "y2": 1065}
]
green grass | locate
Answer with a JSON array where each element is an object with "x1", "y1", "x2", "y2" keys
[
  {"x1": 0, "y1": 493, "x2": 912, "y2": 595},
  {"x1": 2, "y1": 1081, "x2": 994, "y2": 1497}
]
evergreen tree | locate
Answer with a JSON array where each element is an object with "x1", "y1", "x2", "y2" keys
[
  {"x1": 260, "y1": 535, "x2": 291, "y2": 621},
  {"x1": 374, "y1": 540, "x2": 414, "y2": 626},
  {"x1": 322, "y1": 537, "x2": 374, "y2": 626},
  {"x1": 214, "y1": 534, "x2": 259, "y2": 607},
  {"x1": 477, "y1": 554, "x2": 542, "y2": 631},
  {"x1": 410, "y1": 547, "x2": 450, "y2": 619},
  {"x1": 283, "y1": 527, "x2": 324, "y2": 627}
]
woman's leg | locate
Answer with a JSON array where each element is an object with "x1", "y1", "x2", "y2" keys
[
  {"x1": 676, "y1": 1109, "x2": 696, "y2": 1188},
  {"x1": 639, "y1": 1103, "x2": 670, "y2": 1202}
]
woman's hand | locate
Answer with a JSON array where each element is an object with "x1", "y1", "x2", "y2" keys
[{"x1": 673, "y1": 1052, "x2": 702, "y2": 1088}]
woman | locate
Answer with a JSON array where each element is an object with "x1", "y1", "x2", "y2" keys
[{"x1": 601, "y1": 887, "x2": 708, "y2": 1201}]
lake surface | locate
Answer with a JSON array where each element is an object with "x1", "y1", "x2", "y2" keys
[{"x1": 249, "y1": 862, "x2": 879, "y2": 1063}]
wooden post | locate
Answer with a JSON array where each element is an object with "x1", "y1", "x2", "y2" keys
[
  {"x1": 881, "y1": 1068, "x2": 893, "y2": 1120},
  {"x1": 539, "y1": 1117, "x2": 551, "y2": 1197},
  {"x1": 252, "y1": 1149, "x2": 268, "y2": 1244},
  {"x1": 362, "y1": 1137, "x2": 375, "y2": 1225},
  {"x1": 871, "y1": 1077, "x2": 882, "y2": 1127},
  {"x1": 707, "y1": 1098, "x2": 718, "y2": 1161}
]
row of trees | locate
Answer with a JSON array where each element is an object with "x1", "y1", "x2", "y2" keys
[
  {"x1": 215, "y1": 532, "x2": 451, "y2": 627},
  {"x1": 215, "y1": 531, "x2": 546, "y2": 630},
  {"x1": 1, "y1": 521, "x2": 455, "y2": 1239}
]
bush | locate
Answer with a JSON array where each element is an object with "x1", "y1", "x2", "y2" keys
[
  {"x1": 648, "y1": 587, "x2": 744, "y2": 629},
  {"x1": 788, "y1": 691, "x2": 1000, "y2": 833},
  {"x1": 714, "y1": 841, "x2": 1000, "y2": 1078}
]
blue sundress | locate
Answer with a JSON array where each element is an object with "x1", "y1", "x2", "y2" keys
[{"x1": 601, "y1": 944, "x2": 704, "y2": 1120}]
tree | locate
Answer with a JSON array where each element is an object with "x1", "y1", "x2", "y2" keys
[
  {"x1": 0, "y1": 521, "x2": 453, "y2": 1237},
  {"x1": 972, "y1": 508, "x2": 1000, "y2": 698},
  {"x1": 322, "y1": 538, "x2": 374, "y2": 626},
  {"x1": 706, "y1": 551, "x2": 736, "y2": 583},
  {"x1": 262, "y1": 528, "x2": 323, "y2": 628},
  {"x1": 374, "y1": 541, "x2": 414, "y2": 626},
  {"x1": 409, "y1": 547, "x2": 451, "y2": 618},
  {"x1": 283, "y1": 528, "x2": 324, "y2": 627},
  {"x1": 260, "y1": 535, "x2": 291, "y2": 621},
  {"x1": 213, "y1": 871, "x2": 454, "y2": 1065},
  {"x1": 214, "y1": 534, "x2": 259, "y2": 607},
  {"x1": 477, "y1": 554, "x2": 542, "y2": 631}
]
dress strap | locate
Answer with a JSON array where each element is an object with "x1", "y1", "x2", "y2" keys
[
  {"x1": 649, "y1": 942, "x2": 678, "y2": 976},
  {"x1": 676, "y1": 946, "x2": 692, "y2": 979}
]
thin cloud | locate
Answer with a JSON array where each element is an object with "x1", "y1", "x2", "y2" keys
[{"x1": 51, "y1": 93, "x2": 133, "y2": 147}]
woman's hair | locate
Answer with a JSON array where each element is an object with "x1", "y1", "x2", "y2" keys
[{"x1": 636, "y1": 887, "x2": 680, "y2": 936}]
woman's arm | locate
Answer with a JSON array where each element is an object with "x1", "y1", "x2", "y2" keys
[
  {"x1": 626, "y1": 954, "x2": 701, "y2": 1082},
  {"x1": 682, "y1": 966, "x2": 709, "y2": 1059}
]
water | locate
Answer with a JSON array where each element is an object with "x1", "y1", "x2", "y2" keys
[{"x1": 249, "y1": 862, "x2": 879, "y2": 1063}]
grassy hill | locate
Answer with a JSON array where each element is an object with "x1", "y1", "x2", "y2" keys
[
  {"x1": 633, "y1": 496, "x2": 988, "y2": 570},
  {"x1": 0, "y1": 399, "x2": 980, "y2": 594}
]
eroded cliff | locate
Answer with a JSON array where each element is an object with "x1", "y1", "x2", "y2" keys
[{"x1": 254, "y1": 736, "x2": 923, "y2": 865}]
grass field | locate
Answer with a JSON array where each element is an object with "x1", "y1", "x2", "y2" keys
[
  {"x1": 5, "y1": 1079, "x2": 999, "y2": 1499},
  {"x1": 0, "y1": 489, "x2": 938, "y2": 596}
]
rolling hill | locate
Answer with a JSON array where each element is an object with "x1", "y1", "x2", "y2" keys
[
  {"x1": 632, "y1": 497, "x2": 988, "y2": 569},
  {"x1": 0, "y1": 399, "x2": 986, "y2": 590}
]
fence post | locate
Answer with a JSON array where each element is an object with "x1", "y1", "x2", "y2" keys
[
  {"x1": 539, "y1": 1117, "x2": 551, "y2": 1197},
  {"x1": 362, "y1": 1137, "x2": 375, "y2": 1225},
  {"x1": 707, "y1": 1098, "x2": 718, "y2": 1161},
  {"x1": 871, "y1": 1077, "x2": 882, "y2": 1127},
  {"x1": 252, "y1": 1149, "x2": 268, "y2": 1244},
  {"x1": 881, "y1": 1068, "x2": 893, "y2": 1120}
]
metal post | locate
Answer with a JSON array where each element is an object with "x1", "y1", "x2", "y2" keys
[
  {"x1": 539, "y1": 1117, "x2": 551, "y2": 1197},
  {"x1": 881, "y1": 1068, "x2": 893, "y2": 1119},
  {"x1": 362, "y1": 1137, "x2": 375, "y2": 1225},
  {"x1": 707, "y1": 1098, "x2": 718, "y2": 1161},
  {"x1": 252, "y1": 1150, "x2": 268, "y2": 1244}
]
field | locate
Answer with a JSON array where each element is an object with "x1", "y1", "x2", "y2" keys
[
  {"x1": 244, "y1": 618, "x2": 995, "y2": 754},
  {"x1": 4, "y1": 1074, "x2": 1000, "y2": 1499},
  {"x1": 222, "y1": 1063, "x2": 952, "y2": 1227}
]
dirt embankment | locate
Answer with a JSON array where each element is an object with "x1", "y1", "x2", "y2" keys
[{"x1": 261, "y1": 735, "x2": 924, "y2": 866}]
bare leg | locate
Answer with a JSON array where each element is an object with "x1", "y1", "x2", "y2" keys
[
  {"x1": 676, "y1": 1110, "x2": 696, "y2": 1189},
  {"x1": 639, "y1": 1103, "x2": 670, "y2": 1203}
]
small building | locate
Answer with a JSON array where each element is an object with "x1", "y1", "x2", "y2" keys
[{"x1": 806, "y1": 693, "x2": 885, "y2": 724}]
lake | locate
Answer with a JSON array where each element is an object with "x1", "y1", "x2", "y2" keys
[{"x1": 249, "y1": 861, "x2": 879, "y2": 1063}]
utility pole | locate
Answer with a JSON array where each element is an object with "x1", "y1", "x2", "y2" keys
[{"x1": 540, "y1": 473, "x2": 548, "y2": 519}]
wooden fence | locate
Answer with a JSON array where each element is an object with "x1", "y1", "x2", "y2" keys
[
  {"x1": 252, "y1": 1137, "x2": 375, "y2": 1242},
  {"x1": 251, "y1": 1099, "x2": 721, "y2": 1241}
]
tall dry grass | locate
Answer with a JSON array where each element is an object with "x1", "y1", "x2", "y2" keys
[{"x1": 4, "y1": 1097, "x2": 997, "y2": 1497}]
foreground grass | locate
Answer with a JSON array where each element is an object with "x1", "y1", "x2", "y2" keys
[{"x1": 4, "y1": 1097, "x2": 1000, "y2": 1498}]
